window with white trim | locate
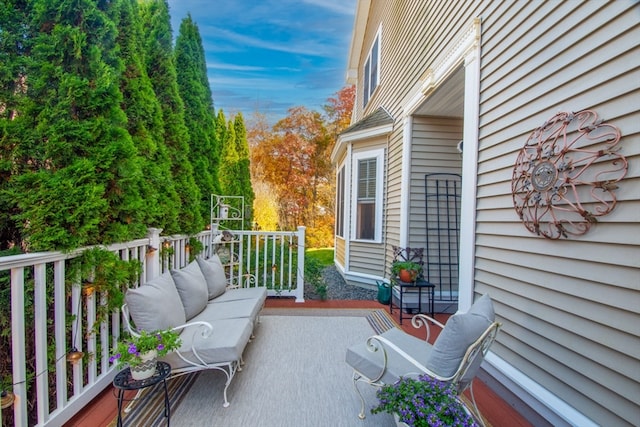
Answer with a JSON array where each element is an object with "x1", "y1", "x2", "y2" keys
[
  {"x1": 363, "y1": 28, "x2": 380, "y2": 108},
  {"x1": 352, "y1": 149, "x2": 384, "y2": 241},
  {"x1": 335, "y1": 165, "x2": 345, "y2": 238}
]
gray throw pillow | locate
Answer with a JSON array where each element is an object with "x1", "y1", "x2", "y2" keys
[
  {"x1": 171, "y1": 260, "x2": 209, "y2": 319},
  {"x1": 425, "y1": 294, "x2": 494, "y2": 378},
  {"x1": 196, "y1": 255, "x2": 228, "y2": 299},
  {"x1": 125, "y1": 271, "x2": 186, "y2": 332}
]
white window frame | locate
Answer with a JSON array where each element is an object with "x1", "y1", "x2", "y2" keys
[
  {"x1": 335, "y1": 164, "x2": 346, "y2": 238},
  {"x1": 351, "y1": 148, "x2": 384, "y2": 243},
  {"x1": 363, "y1": 26, "x2": 381, "y2": 108}
]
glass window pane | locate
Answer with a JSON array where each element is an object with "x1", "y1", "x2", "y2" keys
[{"x1": 357, "y1": 201, "x2": 375, "y2": 239}]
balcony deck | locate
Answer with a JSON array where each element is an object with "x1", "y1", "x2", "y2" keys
[{"x1": 65, "y1": 298, "x2": 532, "y2": 427}]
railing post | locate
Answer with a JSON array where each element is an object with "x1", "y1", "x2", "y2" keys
[
  {"x1": 146, "y1": 228, "x2": 162, "y2": 282},
  {"x1": 296, "y1": 226, "x2": 306, "y2": 303}
]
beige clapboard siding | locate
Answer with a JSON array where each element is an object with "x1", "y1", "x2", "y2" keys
[
  {"x1": 475, "y1": 240, "x2": 639, "y2": 303},
  {"x1": 409, "y1": 117, "x2": 462, "y2": 249},
  {"x1": 482, "y1": 291, "x2": 639, "y2": 425},
  {"x1": 476, "y1": 1, "x2": 639, "y2": 425},
  {"x1": 348, "y1": 241, "x2": 386, "y2": 276},
  {"x1": 335, "y1": 237, "x2": 346, "y2": 266},
  {"x1": 357, "y1": 1, "x2": 482, "y2": 121},
  {"x1": 475, "y1": 230, "x2": 639, "y2": 285}
]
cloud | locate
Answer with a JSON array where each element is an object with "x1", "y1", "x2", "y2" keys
[{"x1": 301, "y1": 0, "x2": 356, "y2": 15}]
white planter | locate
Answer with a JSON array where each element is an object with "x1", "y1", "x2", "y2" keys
[
  {"x1": 393, "y1": 413, "x2": 410, "y2": 427},
  {"x1": 130, "y1": 350, "x2": 157, "y2": 380}
]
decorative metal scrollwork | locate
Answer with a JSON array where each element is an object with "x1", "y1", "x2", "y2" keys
[{"x1": 512, "y1": 110, "x2": 627, "y2": 239}]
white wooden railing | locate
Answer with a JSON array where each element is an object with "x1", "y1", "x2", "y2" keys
[{"x1": 0, "y1": 226, "x2": 305, "y2": 426}]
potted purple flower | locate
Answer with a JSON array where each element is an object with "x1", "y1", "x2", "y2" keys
[
  {"x1": 110, "y1": 329, "x2": 181, "y2": 380},
  {"x1": 371, "y1": 375, "x2": 479, "y2": 427}
]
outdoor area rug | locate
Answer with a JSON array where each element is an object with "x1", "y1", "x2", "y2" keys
[
  {"x1": 365, "y1": 308, "x2": 400, "y2": 334},
  {"x1": 110, "y1": 312, "x2": 395, "y2": 426},
  {"x1": 169, "y1": 315, "x2": 394, "y2": 426},
  {"x1": 108, "y1": 372, "x2": 200, "y2": 427}
]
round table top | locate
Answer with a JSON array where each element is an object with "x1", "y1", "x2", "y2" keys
[{"x1": 113, "y1": 361, "x2": 171, "y2": 391}]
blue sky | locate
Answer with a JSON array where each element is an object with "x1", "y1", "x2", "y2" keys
[{"x1": 167, "y1": 0, "x2": 357, "y2": 123}]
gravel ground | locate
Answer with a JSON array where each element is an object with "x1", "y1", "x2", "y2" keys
[{"x1": 304, "y1": 265, "x2": 378, "y2": 301}]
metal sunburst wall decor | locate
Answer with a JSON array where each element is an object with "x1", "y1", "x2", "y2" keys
[{"x1": 512, "y1": 110, "x2": 628, "y2": 239}]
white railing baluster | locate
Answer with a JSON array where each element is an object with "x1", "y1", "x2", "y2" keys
[
  {"x1": 34, "y1": 263, "x2": 49, "y2": 424},
  {"x1": 86, "y1": 289, "x2": 97, "y2": 384},
  {"x1": 54, "y1": 260, "x2": 67, "y2": 411},
  {"x1": 11, "y1": 267, "x2": 28, "y2": 425},
  {"x1": 100, "y1": 292, "x2": 109, "y2": 374},
  {"x1": 296, "y1": 226, "x2": 306, "y2": 302},
  {"x1": 71, "y1": 282, "x2": 83, "y2": 398}
]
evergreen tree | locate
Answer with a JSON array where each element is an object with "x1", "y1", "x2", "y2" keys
[
  {"x1": 10, "y1": 0, "x2": 146, "y2": 251},
  {"x1": 219, "y1": 119, "x2": 239, "y2": 197},
  {"x1": 0, "y1": 0, "x2": 32, "y2": 251},
  {"x1": 112, "y1": 0, "x2": 180, "y2": 232},
  {"x1": 233, "y1": 113, "x2": 254, "y2": 227},
  {"x1": 138, "y1": 0, "x2": 202, "y2": 233},
  {"x1": 215, "y1": 108, "x2": 227, "y2": 192},
  {"x1": 175, "y1": 14, "x2": 219, "y2": 223}
]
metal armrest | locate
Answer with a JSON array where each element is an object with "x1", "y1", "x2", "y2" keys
[{"x1": 410, "y1": 313, "x2": 445, "y2": 341}]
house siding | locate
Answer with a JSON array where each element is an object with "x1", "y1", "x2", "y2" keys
[
  {"x1": 345, "y1": 1, "x2": 638, "y2": 423},
  {"x1": 476, "y1": 1, "x2": 640, "y2": 425}
]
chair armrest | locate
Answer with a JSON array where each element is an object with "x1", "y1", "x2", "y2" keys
[
  {"x1": 410, "y1": 314, "x2": 445, "y2": 342},
  {"x1": 365, "y1": 334, "x2": 449, "y2": 383}
]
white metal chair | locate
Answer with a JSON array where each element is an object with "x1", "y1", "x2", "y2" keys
[{"x1": 345, "y1": 294, "x2": 500, "y2": 423}]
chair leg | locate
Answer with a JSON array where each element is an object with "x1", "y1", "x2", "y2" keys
[
  {"x1": 467, "y1": 382, "x2": 486, "y2": 427},
  {"x1": 351, "y1": 371, "x2": 367, "y2": 420}
]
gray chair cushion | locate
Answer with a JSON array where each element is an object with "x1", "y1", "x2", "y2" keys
[
  {"x1": 125, "y1": 271, "x2": 186, "y2": 332},
  {"x1": 197, "y1": 255, "x2": 228, "y2": 299},
  {"x1": 171, "y1": 260, "x2": 208, "y2": 320},
  {"x1": 160, "y1": 318, "x2": 253, "y2": 368},
  {"x1": 345, "y1": 327, "x2": 434, "y2": 384},
  {"x1": 425, "y1": 294, "x2": 494, "y2": 378}
]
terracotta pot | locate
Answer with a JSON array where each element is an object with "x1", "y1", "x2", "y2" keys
[{"x1": 399, "y1": 269, "x2": 417, "y2": 282}]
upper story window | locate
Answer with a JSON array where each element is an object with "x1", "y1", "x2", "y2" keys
[
  {"x1": 363, "y1": 27, "x2": 380, "y2": 108},
  {"x1": 352, "y1": 148, "x2": 384, "y2": 242}
]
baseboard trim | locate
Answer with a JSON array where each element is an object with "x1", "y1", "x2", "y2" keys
[{"x1": 483, "y1": 353, "x2": 598, "y2": 427}]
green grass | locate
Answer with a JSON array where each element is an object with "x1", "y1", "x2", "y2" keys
[{"x1": 305, "y1": 248, "x2": 334, "y2": 267}]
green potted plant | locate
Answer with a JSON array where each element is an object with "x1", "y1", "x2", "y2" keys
[
  {"x1": 371, "y1": 375, "x2": 479, "y2": 427},
  {"x1": 69, "y1": 247, "x2": 142, "y2": 330},
  {"x1": 110, "y1": 329, "x2": 182, "y2": 380},
  {"x1": 391, "y1": 261, "x2": 422, "y2": 283}
]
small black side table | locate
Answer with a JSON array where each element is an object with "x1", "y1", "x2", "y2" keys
[
  {"x1": 113, "y1": 361, "x2": 171, "y2": 427},
  {"x1": 389, "y1": 277, "x2": 435, "y2": 324}
]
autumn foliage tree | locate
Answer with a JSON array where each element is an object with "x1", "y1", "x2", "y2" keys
[{"x1": 249, "y1": 85, "x2": 354, "y2": 247}]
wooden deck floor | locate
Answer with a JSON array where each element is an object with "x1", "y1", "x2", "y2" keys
[{"x1": 65, "y1": 298, "x2": 532, "y2": 427}]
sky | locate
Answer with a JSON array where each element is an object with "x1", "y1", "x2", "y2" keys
[{"x1": 167, "y1": 0, "x2": 357, "y2": 123}]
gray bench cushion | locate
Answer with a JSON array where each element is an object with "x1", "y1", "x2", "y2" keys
[
  {"x1": 161, "y1": 317, "x2": 253, "y2": 368},
  {"x1": 209, "y1": 286, "x2": 267, "y2": 304},
  {"x1": 345, "y1": 327, "x2": 434, "y2": 384},
  {"x1": 171, "y1": 260, "x2": 208, "y2": 320},
  {"x1": 125, "y1": 271, "x2": 186, "y2": 332},
  {"x1": 193, "y1": 298, "x2": 263, "y2": 322}
]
